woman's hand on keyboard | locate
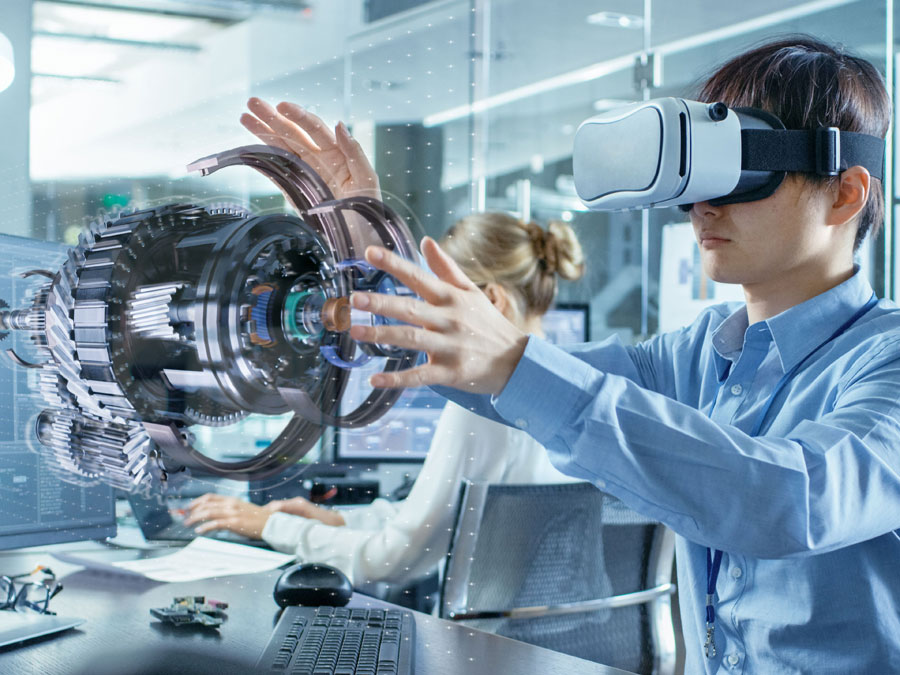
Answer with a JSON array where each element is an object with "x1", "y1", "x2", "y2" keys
[
  {"x1": 184, "y1": 494, "x2": 275, "y2": 539},
  {"x1": 264, "y1": 497, "x2": 346, "y2": 527}
]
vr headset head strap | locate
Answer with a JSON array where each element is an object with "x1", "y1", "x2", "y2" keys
[
  {"x1": 740, "y1": 128, "x2": 885, "y2": 180},
  {"x1": 706, "y1": 106, "x2": 885, "y2": 208}
]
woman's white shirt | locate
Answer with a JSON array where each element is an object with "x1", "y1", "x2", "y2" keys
[{"x1": 260, "y1": 400, "x2": 576, "y2": 585}]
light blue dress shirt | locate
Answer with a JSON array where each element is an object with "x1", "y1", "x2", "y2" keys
[{"x1": 439, "y1": 269, "x2": 900, "y2": 673}]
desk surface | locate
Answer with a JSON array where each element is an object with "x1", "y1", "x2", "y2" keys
[{"x1": 0, "y1": 542, "x2": 634, "y2": 675}]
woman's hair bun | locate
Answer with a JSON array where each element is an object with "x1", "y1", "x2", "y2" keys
[
  {"x1": 439, "y1": 211, "x2": 585, "y2": 317},
  {"x1": 543, "y1": 220, "x2": 585, "y2": 281}
]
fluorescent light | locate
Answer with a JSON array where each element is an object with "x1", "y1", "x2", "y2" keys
[
  {"x1": 586, "y1": 11, "x2": 644, "y2": 29},
  {"x1": 31, "y1": 35, "x2": 120, "y2": 79},
  {"x1": 33, "y1": 3, "x2": 218, "y2": 43},
  {"x1": 423, "y1": 53, "x2": 634, "y2": 127},
  {"x1": 0, "y1": 32, "x2": 14, "y2": 93}
]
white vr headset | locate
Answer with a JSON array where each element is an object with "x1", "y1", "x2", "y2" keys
[{"x1": 573, "y1": 97, "x2": 885, "y2": 211}]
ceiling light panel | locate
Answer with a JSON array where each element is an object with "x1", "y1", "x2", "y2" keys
[
  {"x1": 32, "y1": 34, "x2": 121, "y2": 78},
  {"x1": 586, "y1": 11, "x2": 644, "y2": 29},
  {"x1": 33, "y1": 2, "x2": 220, "y2": 43}
]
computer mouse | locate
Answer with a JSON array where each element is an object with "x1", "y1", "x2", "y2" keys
[{"x1": 273, "y1": 562, "x2": 353, "y2": 608}]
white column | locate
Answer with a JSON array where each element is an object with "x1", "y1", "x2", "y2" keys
[{"x1": 0, "y1": 0, "x2": 31, "y2": 237}]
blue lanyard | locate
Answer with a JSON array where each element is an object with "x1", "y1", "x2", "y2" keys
[{"x1": 702, "y1": 292, "x2": 878, "y2": 659}]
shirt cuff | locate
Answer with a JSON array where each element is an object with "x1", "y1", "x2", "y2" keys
[
  {"x1": 260, "y1": 511, "x2": 305, "y2": 555},
  {"x1": 492, "y1": 335, "x2": 598, "y2": 445}
]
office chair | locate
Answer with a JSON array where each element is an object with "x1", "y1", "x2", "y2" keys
[{"x1": 440, "y1": 481, "x2": 677, "y2": 675}]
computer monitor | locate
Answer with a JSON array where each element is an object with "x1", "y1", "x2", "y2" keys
[
  {"x1": 335, "y1": 383, "x2": 445, "y2": 463},
  {"x1": 0, "y1": 233, "x2": 116, "y2": 550},
  {"x1": 542, "y1": 302, "x2": 590, "y2": 345},
  {"x1": 333, "y1": 302, "x2": 590, "y2": 463}
]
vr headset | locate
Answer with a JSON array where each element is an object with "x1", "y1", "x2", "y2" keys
[{"x1": 573, "y1": 97, "x2": 885, "y2": 211}]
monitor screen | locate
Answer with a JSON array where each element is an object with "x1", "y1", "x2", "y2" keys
[
  {"x1": 0, "y1": 234, "x2": 116, "y2": 550},
  {"x1": 334, "y1": 303, "x2": 590, "y2": 463},
  {"x1": 541, "y1": 303, "x2": 590, "y2": 346}
]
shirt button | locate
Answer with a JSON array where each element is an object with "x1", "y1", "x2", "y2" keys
[
  {"x1": 731, "y1": 567, "x2": 743, "y2": 579},
  {"x1": 730, "y1": 384, "x2": 743, "y2": 396},
  {"x1": 514, "y1": 418, "x2": 528, "y2": 430},
  {"x1": 728, "y1": 653, "x2": 740, "y2": 666}
]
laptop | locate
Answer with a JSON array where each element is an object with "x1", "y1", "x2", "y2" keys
[
  {"x1": 0, "y1": 610, "x2": 84, "y2": 648},
  {"x1": 127, "y1": 493, "x2": 270, "y2": 548}
]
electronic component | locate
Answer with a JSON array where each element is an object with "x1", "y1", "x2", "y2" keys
[
  {"x1": 0, "y1": 145, "x2": 421, "y2": 490},
  {"x1": 150, "y1": 596, "x2": 228, "y2": 628}
]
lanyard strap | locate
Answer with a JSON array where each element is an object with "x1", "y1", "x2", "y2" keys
[
  {"x1": 746, "y1": 292, "x2": 879, "y2": 436},
  {"x1": 703, "y1": 291, "x2": 878, "y2": 659},
  {"x1": 706, "y1": 548, "x2": 723, "y2": 624}
]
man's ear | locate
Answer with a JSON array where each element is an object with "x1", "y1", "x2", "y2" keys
[{"x1": 826, "y1": 165, "x2": 870, "y2": 227}]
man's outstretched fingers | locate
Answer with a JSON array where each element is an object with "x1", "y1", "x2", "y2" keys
[
  {"x1": 277, "y1": 102, "x2": 338, "y2": 151},
  {"x1": 350, "y1": 292, "x2": 448, "y2": 329},
  {"x1": 349, "y1": 323, "x2": 441, "y2": 353},
  {"x1": 363, "y1": 246, "x2": 454, "y2": 304},
  {"x1": 336, "y1": 122, "x2": 379, "y2": 191},
  {"x1": 249, "y1": 98, "x2": 319, "y2": 152},
  {"x1": 240, "y1": 114, "x2": 292, "y2": 153},
  {"x1": 243, "y1": 102, "x2": 332, "y2": 179},
  {"x1": 370, "y1": 363, "x2": 443, "y2": 389},
  {"x1": 420, "y1": 236, "x2": 477, "y2": 291}
]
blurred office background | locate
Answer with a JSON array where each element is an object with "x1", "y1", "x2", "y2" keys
[{"x1": 0, "y1": 0, "x2": 893, "y2": 467}]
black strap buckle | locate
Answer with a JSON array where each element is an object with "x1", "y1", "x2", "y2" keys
[{"x1": 816, "y1": 127, "x2": 841, "y2": 176}]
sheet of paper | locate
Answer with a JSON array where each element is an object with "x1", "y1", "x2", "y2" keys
[
  {"x1": 52, "y1": 551, "x2": 150, "y2": 579},
  {"x1": 55, "y1": 538, "x2": 295, "y2": 582}
]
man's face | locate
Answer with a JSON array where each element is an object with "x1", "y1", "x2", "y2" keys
[{"x1": 688, "y1": 176, "x2": 836, "y2": 287}]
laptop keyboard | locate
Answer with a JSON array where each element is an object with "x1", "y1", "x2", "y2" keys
[{"x1": 257, "y1": 605, "x2": 414, "y2": 675}]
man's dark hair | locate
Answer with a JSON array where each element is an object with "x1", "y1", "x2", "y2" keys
[{"x1": 698, "y1": 36, "x2": 890, "y2": 252}]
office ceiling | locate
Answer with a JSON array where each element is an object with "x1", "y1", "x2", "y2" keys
[{"x1": 29, "y1": 0, "x2": 886, "y2": 190}]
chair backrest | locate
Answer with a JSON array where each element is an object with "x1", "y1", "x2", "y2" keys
[{"x1": 439, "y1": 481, "x2": 677, "y2": 675}]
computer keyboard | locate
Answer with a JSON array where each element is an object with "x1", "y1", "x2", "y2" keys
[{"x1": 257, "y1": 605, "x2": 415, "y2": 675}]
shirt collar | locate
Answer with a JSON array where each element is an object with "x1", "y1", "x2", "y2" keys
[
  {"x1": 712, "y1": 267, "x2": 874, "y2": 376},
  {"x1": 765, "y1": 268, "x2": 873, "y2": 373}
]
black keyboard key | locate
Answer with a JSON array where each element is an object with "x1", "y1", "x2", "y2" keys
[{"x1": 377, "y1": 631, "x2": 400, "y2": 666}]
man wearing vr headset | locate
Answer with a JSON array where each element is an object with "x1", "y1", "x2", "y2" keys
[{"x1": 264, "y1": 37, "x2": 898, "y2": 672}]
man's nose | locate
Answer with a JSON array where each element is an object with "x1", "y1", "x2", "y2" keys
[{"x1": 692, "y1": 201, "x2": 721, "y2": 218}]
